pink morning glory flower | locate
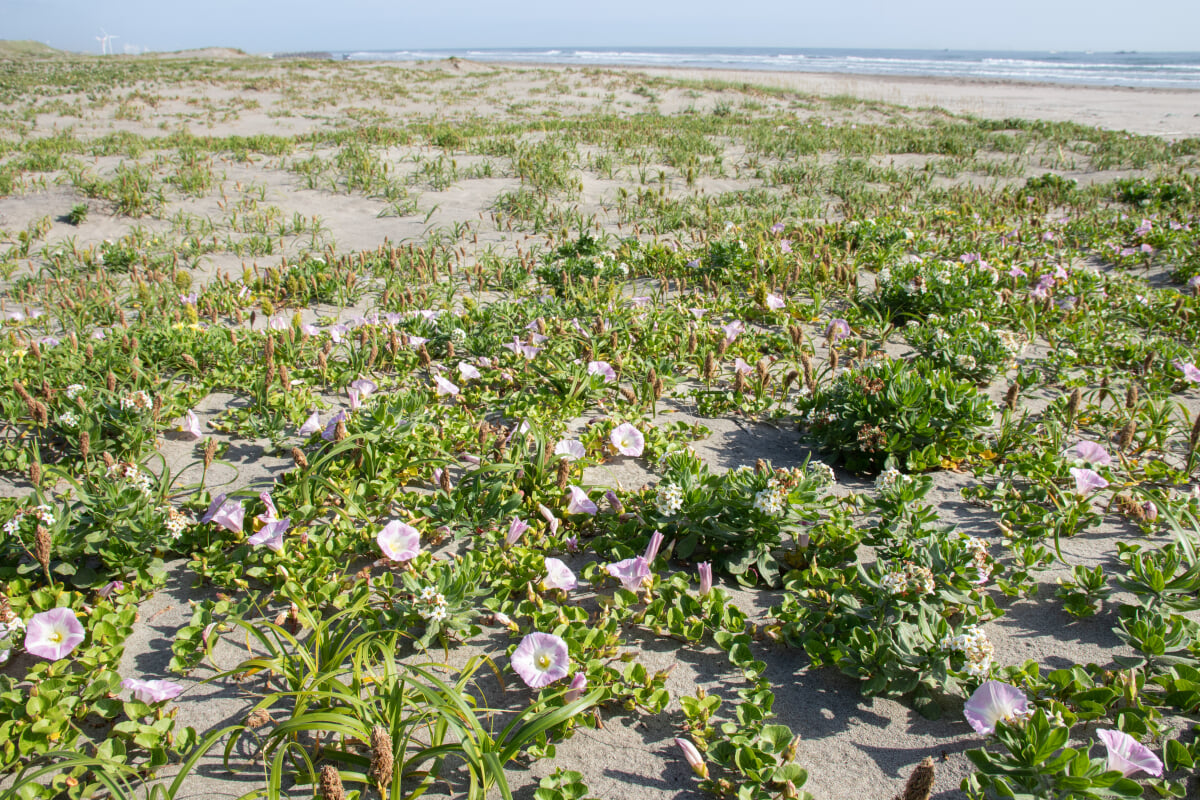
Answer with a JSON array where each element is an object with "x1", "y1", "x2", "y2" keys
[
  {"x1": 1070, "y1": 467, "x2": 1109, "y2": 496},
  {"x1": 201, "y1": 493, "x2": 227, "y2": 524},
  {"x1": 566, "y1": 486, "x2": 598, "y2": 515},
  {"x1": 676, "y1": 738, "x2": 708, "y2": 778},
  {"x1": 122, "y1": 678, "x2": 185, "y2": 704},
  {"x1": 587, "y1": 361, "x2": 617, "y2": 382},
  {"x1": 732, "y1": 358, "x2": 753, "y2": 374},
  {"x1": 98, "y1": 580, "x2": 123, "y2": 599},
  {"x1": 209, "y1": 499, "x2": 245, "y2": 534},
  {"x1": 1176, "y1": 360, "x2": 1200, "y2": 383},
  {"x1": 297, "y1": 410, "x2": 320, "y2": 436},
  {"x1": 457, "y1": 362, "x2": 481, "y2": 381},
  {"x1": 720, "y1": 321, "x2": 744, "y2": 342},
  {"x1": 511, "y1": 631, "x2": 570, "y2": 689},
  {"x1": 643, "y1": 531, "x2": 664, "y2": 562},
  {"x1": 506, "y1": 517, "x2": 529, "y2": 547},
  {"x1": 963, "y1": 681, "x2": 1030, "y2": 735},
  {"x1": 607, "y1": 556, "x2": 651, "y2": 591},
  {"x1": 1097, "y1": 728, "x2": 1163, "y2": 778},
  {"x1": 377, "y1": 520, "x2": 421, "y2": 562},
  {"x1": 610, "y1": 423, "x2": 645, "y2": 457},
  {"x1": 825, "y1": 318, "x2": 852, "y2": 341},
  {"x1": 538, "y1": 503, "x2": 561, "y2": 535},
  {"x1": 544, "y1": 557, "x2": 577, "y2": 591},
  {"x1": 181, "y1": 410, "x2": 203, "y2": 440},
  {"x1": 698, "y1": 562, "x2": 713, "y2": 596},
  {"x1": 765, "y1": 293, "x2": 785, "y2": 310},
  {"x1": 604, "y1": 490, "x2": 624, "y2": 515},
  {"x1": 564, "y1": 672, "x2": 587, "y2": 702},
  {"x1": 555, "y1": 439, "x2": 586, "y2": 461},
  {"x1": 770, "y1": 222, "x2": 785, "y2": 234},
  {"x1": 24, "y1": 608, "x2": 86, "y2": 661},
  {"x1": 350, "y1": 378, "x2": 377, "y2": 399},
  {"x1": 258, "y1": 491, "x2": 280, "y2": 524},
  {"x1": 434, "y1": 375, "x2": 459, "y2": 397},
  {"x1": 1074, "y1": 440, "x2": 1112, "y2": 467},
  {"x1": 247, "y1": 518, "x2": 290, "y2": 552}
]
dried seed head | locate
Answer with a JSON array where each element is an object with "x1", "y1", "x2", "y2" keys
[
  {"x1": 277, "y1": 365, "x2": 290, "y2": 389},
  {"x1": 619, "y1": 385, "x2": 636, "y2": 404},
  {"x1": 536, "y1": 317, "x2": 547, "y2": 335},
  {"x1": 652, "y1": 377, "x2": 664, "y2": 401},
  {"x1": 1117, "y1": 419, "x2": 1137, "y2": 450},
  {"x1": 102, "y1": 451, "x2": 115, "y2": 469},
  {"x1": 733, "y1": 370, "x2": 746, "y2": 394},
  {"x1": 417, "y1": 343, "x2": 432, "y2": 367},
  {"x1": 334, "y1": 420, "x2": 348, "y2": 442},
  {"x1": 703, "y1": 351, "x2": 716, "y2": 381},
  {"x1": 33, "y1": 401, "x2": 48, "y2": 426},
  {"x1": 686, "y1": 329, "x2": 697, "y2": 353},
  {"x1": 1125, "y1": 385, "x2": 1138, "y2": 410},
  {"x1": 756, "y1": 358, "x2": 769, "y2": 385},
  {"x1": 152, "y1": 394, "x2": 162, "y2": 422},
  {"x1": 438, "y1": 467, "x2": 452, "y2": 494},
  {"x1": 1142, "y1": 353, "x2": 1153, "y2": 375},
  {"x1": 369, "y1": 725, "x2": 394, "y2": 785},
  {"x1": 443, "y1": 340, "x2": 452, "y2": 361},
  {"x1": 1190, "y1": 411, "x2": 1200, "y2": 454},
  {"x1": 13, "y1": 379, "x2": 33, "y2": 407},
  {"x1": 291, "y1": 447, "x2": 309, "y2": 469},
  {"x1": 107, "y1": 372, "x2": 117, "y2": 392},
  {"x1": 317, "y1": 351, "x2": 328, "y2": 372},
  {"x1": 556, "y1": 458, "x2": 570, "y2": 491},
  {"x1": 829, "y1": 349, "x2": 839, "y2": 372},
  {"x1": 782, "y1": 369, "x2": 799, "y2": 393},
  {"x1": 1005, "y1": 383, "x2": 1019, "y2": 412},
  {"x1": 1066, "y1": 387, "x2": 1081, "y2": 420},
  {"x1": 856, "y1": 340, "x2": 868, "y2": 363},
  {"x1": 35, "y1": 526, "x2": 51, "y2": 570},
  {"x1": 204, "y1": 438, "x2": 218, "y2": 469},
  {"x1": 799, "y1": 352, "x2": 813, "y2": 383},
  {"x1": 245, "y1": 708, "x2": 272, "y2": 729},
  {"x1": 899, "y1": 756, "x2": 936, "y2": 800},
  {"x1": 319, "y1": 765, "x2": 346, "y2": 800},
  {"x1": 182, "y1": 354, "x2": 199, "y2": 370},
  {"x1": 80, "y1": 431, "x2": 90, "y2": 460},
  {"x1": 716, "y1": 337, "x2": 729, "y2": 358}
]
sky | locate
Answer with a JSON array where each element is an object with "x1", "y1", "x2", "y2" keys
[{"x1": 3, "y1": 0, "x2": 1199, "y2": 55}]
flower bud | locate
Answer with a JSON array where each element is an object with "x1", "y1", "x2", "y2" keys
[{"x1": 675, "y1": 738, "x2": 708, "y2": 779}]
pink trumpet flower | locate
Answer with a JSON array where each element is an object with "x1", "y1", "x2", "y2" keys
[
  {"x1": 181, "y1": 410, "x2": 203, "y2": 440},
  {"x1": 963, "y1": 681, "x2": 1030, "y2": 735},
  {"x1": 297, "y1": 410, "x2": 320, "y2": 436},
  {"x1": 1097, "y1": 728, "x2": 1163, "y2": 778},
  {"x1": 377, "y1": 520, "x2": 421, "y2": 562},
  {"x1": 506, "y1": 517, "x2": 529, "y2": 547},
  {"x1": 607, "y1": 556, "x2": 650, "y2": 591},
  {"x1": 1070, "y1": 467, "x2": 1109, "y2": 496},
  {"x1": 247, "y1": 518, "x2": 290, "y2": 552},
  {"x1": 610, "y1": 423, "x2": 644, "y2": 457},
  {"x1": 564, "y1": 672, "x2": 587, "y2": 702},
  {"x1": 122, "y1": 678, "x2": 184, "y2": 703},
  {"x1": 24, "y1": 608, "x2": 85, "y2": 661},
  {"x1": 1074, "y1": 440, "x2": 1111, "y2": 467},
  {"x1": 543, "y1": 557, "x2": 577, "y2": 591},
  {"x1": 675, "y1": 738, "x2": 708, "y2": 778},
  {"x1": 698, "y1": 562, "x2": 713, "y2": 596},
  {"x1": 511, "y1": 631, "x2": 570, "y2": 689},
  {"x1": 566, "y1": 486, "x2": 598, "y2": 516},
  {"x1": 643, "y1": 531, "x2": 664, "y2": 562}
]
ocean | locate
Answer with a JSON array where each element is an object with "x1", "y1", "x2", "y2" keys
[{"x1": 332, "y1": 47, "x2": 1200, "y2": 90}]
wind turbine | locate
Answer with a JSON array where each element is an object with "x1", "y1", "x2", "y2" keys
[{"x1": 96, "y1": 29, "x2": 118, "y2": 56}]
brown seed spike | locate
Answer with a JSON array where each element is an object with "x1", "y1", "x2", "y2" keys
[
  {"x1": 1125, "y1": 385, "x2": 1138, "y2": 410},
  {"x1": 80, "y1": 431, "x2": 90, "y2": 460},
  {"x1": 1117, "y1": 419, "x2": 1137, "y2": 451},
  {"x1": 897, "y1": 756, "x2": 935, "y2": 800},
  {"x1": 319, "y1": 765, "x2": 346, "y2": 800},
  {"x1": 556, "y1": 458, "x2": 570, "y2": 491},
  {"x1": 1190, "y1": 411, "x2": 1200, "y2": 454},
  {"x1": 1005, "y1": 383, "x2": 1020, "y2": 412},
  {"x1": 291, "y1": 447, "x2": 309, "y2": 470},
  {"x1": 35, "y1": 525, "x2": 51, "y2": 570},
  {"x1": 1066, "y1": 387, "x2": 1081, "y2": 421},
  {"x1": 369, "y1": 725, "x2": 394, "y2": 786}
]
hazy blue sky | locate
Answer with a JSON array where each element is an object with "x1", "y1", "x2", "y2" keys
[{"x1": 3, "y1": 0, "x2": 1198, "y2": 55}]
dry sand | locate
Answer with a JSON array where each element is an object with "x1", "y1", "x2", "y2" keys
[{"x1": 1, "y1": 57, "x2": 1198, "y2": 800}]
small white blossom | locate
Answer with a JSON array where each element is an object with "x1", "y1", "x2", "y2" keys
[{"x1": 655, "y1": 482, "x2": 684, "y2": 516}]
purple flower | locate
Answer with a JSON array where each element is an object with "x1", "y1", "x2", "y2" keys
[
  {"x1": 720, "y1": 321, "x2": 745, "y2": 343},
  {"x1": 24, "y1": 608, "x2": 86, "y2": 661},
  {"x1": 377, "y1": 520, "x2": 421, "y2": 562},
  {"x1": 434, "y1": 375, "x2": 459, "y2": 397},
  {"x1": 1070, "y1": 467, "x2": 1109, "y2": 496},
  {"x1": 604, "y1": 490, "x2": 624, "y2": 515},
  {"x1": 607, "y1": 556, "x2": 650, "y2": 591},
  {"x1": 963, "y1": 681, "x2": 1030, "y2": 735},
  {"x1": 587, "y1": 361, "x2": 617, "y2": 383},
  {"x1": 1097, "y1": 728, "x2": 1162, "y2": 778},
  {"x1": 643, "y1": 531, "x2": 664, "y2": 562},
  {"x1": 506, "y1": 517, "x2": 529, "y2": 547},
  {"x1": 765, "y1": 293, "x2": 785, "y2": 310},
  {"x1": 457, "y1": 362, "x2": 481, "y2": 381},
  {"x1": 544, "y1": 557, "x2": 577, "y2": 591},
  {"x1": 1176, "y1": 360, "x2": 1200, "y2": 383},
  {"x1": 98, "y1": 580, "x2": 123, "y2": 599},
  {"x1": 511, "y1": 631, "x2": 570, "y2": 689},
  {"x1": 825, "y1": 318, "x2": 851, "y2": 341},
  {"x1": 258, "y1": 491, "x2": 280, "y2": 524},
  {"x1": 181, "y1": 410, "x2": 203, "y2": 440},
  {"x1": 247, "y1": 518, "x2": 290, "y2": 552},
  {"x1": 122, "y1": 677, "x2": 185, "y2": 704},
  {"x1": 780, "y1": 240, "x2": 792, "y2": 254},
  {"x1": 770, "y1": 222, "x2": 785, "y2": 234},
  {"x1": 564, "y1": 672, "x2": 587, "y2": 702},
  {"x1": 297, "y1": 410, "x2": 320, "y2": 437},
  {"x1": 566, "y1": 486, "x2": 598, "y2": 516},
  {"x1": 1074, "y1": 440, "x2": 1112, "y2": 467},
  {"x1": 610, "y1": 423, "x2": 645, "y2": 457},
  {"x1": 210, "y1": 499, "x2": 245, "y2": 534},
  {"x1": 732, "y1": 358, "x2": 753, "y2": 375},
  {"x1": 698, "y1": 562, "x2": 713, "y2": 596}
]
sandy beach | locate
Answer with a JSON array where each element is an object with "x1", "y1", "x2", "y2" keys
[{"x1": 1, "y1": 52, "x2": 1199, "y2": 800}]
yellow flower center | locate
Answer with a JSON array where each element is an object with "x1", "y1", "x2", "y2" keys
[
  {"x1": 536, "y1": 653, "x2": 551, "y2": 670},
  {"x1": 48, "y1": 630, "x2": 63, "y2": 644}
]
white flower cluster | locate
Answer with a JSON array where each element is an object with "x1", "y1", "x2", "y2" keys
[
  {"x1": 880, "y1": 561, "x2": 936, "y2": 596},
  {"x1": 57, "y1": 411, "x2": 79, "y2": 428},
  {"x1": 959, "y1": 534, "x2": 993, "y2": 585},
  {"x1": 996, "y1": 330, "x2": 1025, "y2": 356},
  {"x1": 65, "y1": 384, "x2": 86, "y2": 400},
  {"x1": 874, "y1": 468, "x2": 913, "y2": 492},
  {"x1": 107, "y1": 462, "x2": 154, "y2": 497},
  {"x1": 655, "y1": 482, "x2": 684, "y2": 516},
  {"x1": 120, "y1": 390, "x2": 153, "y2": 412},
  {"x1": 941, "y1": 625, "x2": 995, "y2": 679},
  {"x1": 162, "y1": 506, "x2": 194, "y2": 539},
  {"x1": 450, "y1": 328, "x2": 467, "y2": 344},
  {"x1": 753, "y1": 483, "x2": 787, "y2": 517},
  {"x1": 3, "y1": 503, "x2": 56, "y2": 536},
  {"x1": 0, "y1": 616, "x2": 25, "y2": 665},
  {"x1": 955, "y1": 354, "x2": 978, "y2": 372},
  {"x1": 417, "y1": 586, "x2": 448, "y2": 623},
  {"x1": 806, "y1": 461, "x2": 836, "y2": 485}
]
